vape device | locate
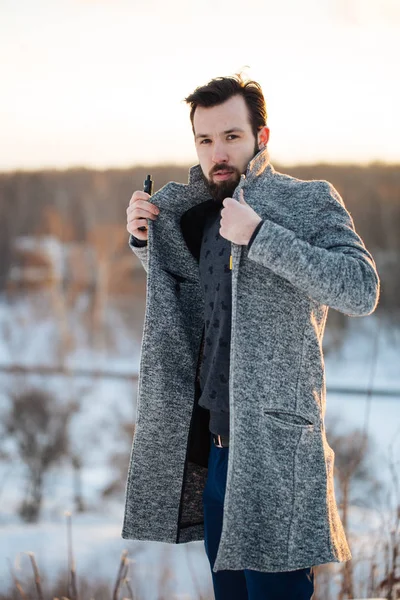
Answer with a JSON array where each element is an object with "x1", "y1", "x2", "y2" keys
[{"x1": 138, "y1": 174, "x2": 153, "y2": 232}]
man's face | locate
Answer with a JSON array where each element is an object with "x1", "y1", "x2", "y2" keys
[{"x1": 193, "y1": 94, "x2": 261, "y2": 204}]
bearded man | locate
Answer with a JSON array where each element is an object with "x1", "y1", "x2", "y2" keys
[{"x1": 123, "y1": 73, "x2": 380, "y2": 600}]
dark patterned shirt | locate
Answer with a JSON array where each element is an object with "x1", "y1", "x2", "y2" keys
[{"x1": 198, "y1": 204, "x2": 232, "y2": 436}]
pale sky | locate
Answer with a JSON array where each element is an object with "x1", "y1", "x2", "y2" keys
[{"x1": 1, "y1": 0, "x2": 399, "y2": 171}]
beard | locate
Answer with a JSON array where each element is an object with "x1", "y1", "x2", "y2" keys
[
  {"x1": 202, "y1": 139, "x2": 261, "y2": 205},
  {"x1": 205, "y1": 168, "x2": 241, "y2": 204}
]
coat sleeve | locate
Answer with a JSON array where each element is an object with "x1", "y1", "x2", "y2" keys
[
  {"x1": 128, "y1": 234, "x2": 148, "y2": 273},
  {"x1": 246, "y1": 180, "x2": 380, "y2": 317}
]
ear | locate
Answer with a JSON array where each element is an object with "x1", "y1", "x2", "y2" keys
[{"x1": 258, "y1": 125, "x2": 270, "y2": 149}]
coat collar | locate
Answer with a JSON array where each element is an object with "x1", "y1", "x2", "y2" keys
[{"x1": 153, "y1": 146, "x2": 275, "y2": 217}]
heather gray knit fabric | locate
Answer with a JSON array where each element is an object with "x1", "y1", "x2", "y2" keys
[{"x1": 122, "y1": 146, "x2": 380, "y2": 573}]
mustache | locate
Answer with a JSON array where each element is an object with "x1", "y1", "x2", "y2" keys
[{"x1": 210, "y1": 166, "x2": 237, "y2": 175}]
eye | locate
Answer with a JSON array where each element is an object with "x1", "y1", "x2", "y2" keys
[
  {"x1": 227, "y1": 135, "x2": 239, "y2": 140},
  {"x1": 200, "y1": 139, "x2": 211, "y2": 144}
]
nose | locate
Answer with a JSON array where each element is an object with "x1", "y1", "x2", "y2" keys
[{"x1": 211, "y1": 140, "x2": 229, "y2": 165}]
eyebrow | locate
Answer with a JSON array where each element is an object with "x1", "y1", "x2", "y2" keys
[{"x1": 194, "y1": 128, "x2": 245, "y2": 141}]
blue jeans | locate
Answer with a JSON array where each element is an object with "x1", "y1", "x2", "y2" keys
[{"x1": 202, "y1": 432, "x2": 315, "y2": 600}]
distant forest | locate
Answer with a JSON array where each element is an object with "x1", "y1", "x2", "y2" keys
[{"x1": 0, "y1": 161, "x2": 399, "y2": 316}]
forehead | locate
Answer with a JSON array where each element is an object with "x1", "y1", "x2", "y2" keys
[{"x1": 193, "y1": 94, "x2": 251, "y2": 134}]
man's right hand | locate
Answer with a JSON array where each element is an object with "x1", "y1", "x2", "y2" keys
[{"x1": 126, "y1": 191, "x2": 160, "y2": 241}]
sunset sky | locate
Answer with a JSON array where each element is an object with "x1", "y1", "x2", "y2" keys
[{"x1": 1, "y1": 0, "x2": 399, "y2": 171}]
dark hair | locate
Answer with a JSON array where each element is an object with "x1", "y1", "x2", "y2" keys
[{"x1": 184, "y1": 72, "x2": 267, "y2": 139}]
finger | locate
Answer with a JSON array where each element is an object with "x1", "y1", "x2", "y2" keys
[
  {"x1": 127, "y1": 212, "x2": 157, "y2": 227},
  {"x1": 129, "y1": 217, "x2": 149, "y2": 233},
  {"x1": 140, "y1": 200, "x2": 159, "y2": 214},
  {"x1": 127, "y1": 221, "x2": 147, "y2": 237},
  {"x1": 127, "y1": 202, "x2": 159, "y2": 217},
  {"x1": 129, "y1": 192, "x2": 151, "y2": 206}
]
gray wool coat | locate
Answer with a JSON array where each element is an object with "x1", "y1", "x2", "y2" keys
[{"x1": 121, "y1": 147, "x2": 380, "y2": 573}]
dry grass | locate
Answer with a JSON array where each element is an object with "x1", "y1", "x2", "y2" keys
[{"x1": 2, "y1": 512, "x2": 137, "y2": 600}]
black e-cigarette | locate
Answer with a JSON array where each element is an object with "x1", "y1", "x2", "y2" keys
[{"x1": 138, "y1": 174, "x2": 153, "y2": 231}]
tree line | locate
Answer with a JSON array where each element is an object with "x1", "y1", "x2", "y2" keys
[{"x1": 0, "y1": 161, "x2": 398, "y2": 316}]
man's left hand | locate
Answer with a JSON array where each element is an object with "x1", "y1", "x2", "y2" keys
[{"x1": 219, "y1": 189, "x2": 263, "y2": 245}]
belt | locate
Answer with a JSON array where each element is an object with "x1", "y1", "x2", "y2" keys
[{"x1": 212, "y1": 433, "x2": 230, "y2": 448}]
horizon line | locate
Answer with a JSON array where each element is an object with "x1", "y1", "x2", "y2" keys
[{"x1": 0, "y1": 158, "x2": 399, "y2": 175}]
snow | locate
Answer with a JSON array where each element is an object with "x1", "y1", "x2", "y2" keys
[
  {"x1": 324, "y1": 313, "x2": 400, "y2": 392},
  {"x1": 2, "y1": 513, "x2": 210, "y2": 598},
  {"x1": 0, "y1": 301, "x2": 399, "y2": 597}
]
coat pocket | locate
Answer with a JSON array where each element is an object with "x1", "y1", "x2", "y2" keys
[
  {"x1": 262, "y1": 408, "x2": 315, "y2": 429},
  {"x1": 249, "y1": 410, "x2": 320, "y2": 566}
]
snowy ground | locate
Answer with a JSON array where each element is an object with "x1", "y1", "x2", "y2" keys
[
  {"x1": 2, "y1": 510, "x2": 211, "y2": 598},
  {"x1": 0, "y1": 305, "x2": 398, "y2": 597}
]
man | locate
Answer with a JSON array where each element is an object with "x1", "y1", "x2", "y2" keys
[{"x1": 123, "y1": 74, "x2": 380, "y2": 599}]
